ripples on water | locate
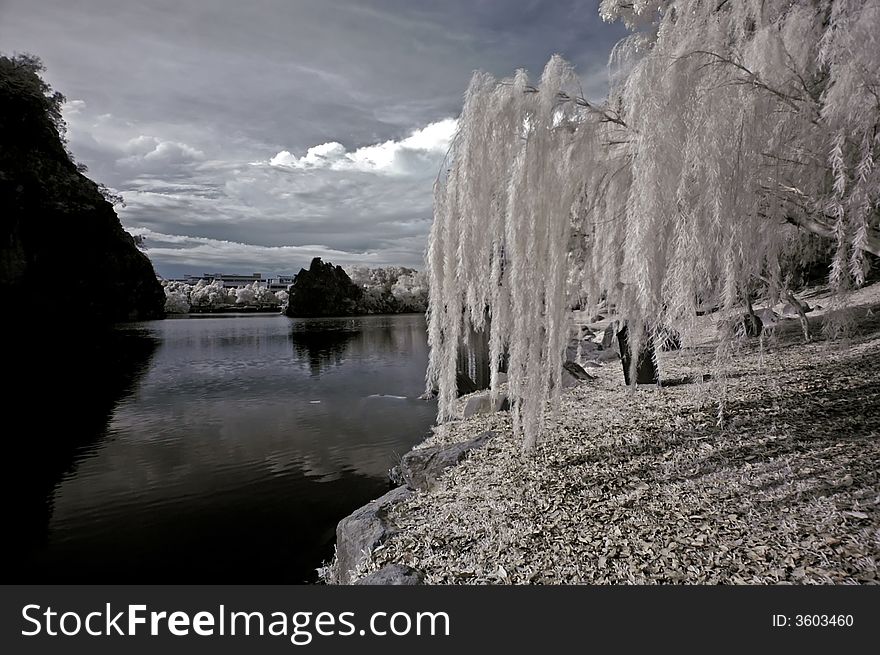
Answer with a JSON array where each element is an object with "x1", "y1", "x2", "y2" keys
[{"x1": 10, "y1": 313, "x2": 436, "y2": 583}]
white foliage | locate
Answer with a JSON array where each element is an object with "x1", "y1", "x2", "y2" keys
[
  {"x1": 253, "y1": 285, "x2": 281, "y2": 307},
  {"x1": 162, "y1": 281, "x2": 192, "y2": 314},
  {"x1": 234, "y1": 284, "x2": 257, "y2": 305},
  {"x1": 427, "y1": 0, "x2": 880, "y2": 450},
  {"x1": 344, "y1": 265, "x2": 429, "y2": 313},
  {"x1": 428, "y1": 57, "x2": 590, "y2": 449},
  {"x1": 162, "y1": 279, "x2": 283, "y2": 310},
  {"x1": 391, "y1": 271, "x2": 429, "y2": 312},
  {"x1": 190, "y1": 279, "x2": 233, "y2": 308}
]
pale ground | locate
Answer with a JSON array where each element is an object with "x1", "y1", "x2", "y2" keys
[{"x1": 355, "y1": 282, "x2": 880, "y2": 584}]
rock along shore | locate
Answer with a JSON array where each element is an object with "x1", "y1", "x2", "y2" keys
[{"x1": 331, "y1": 430, "x2": 496, "y2": 585}]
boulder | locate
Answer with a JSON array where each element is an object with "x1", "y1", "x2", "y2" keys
[
  {"x1": 462, "y1": 392, "x2": 509, "y2": 418},
  {"x1": 596, "y1": 348, "x2": 621, "y2": 362},
  {"x1": 566, "y1": 338, "x2": 600, "y2": 362},
  {"x1": 335, "y1": 485, "x2": 412, "y2": 585},
  {"x1": 399, "y1": 431, "x2": 494, "y2": 492},
  {"x1": 561, "y1": 361, "x2": 595, "y2": 387},
  {"x1": 354, "y1": 564, "x2": 424, "y2": 586}
]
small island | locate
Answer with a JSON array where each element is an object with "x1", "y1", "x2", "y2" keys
[{"x1": 285, "y1": 257, "x2": 428, "y2": 317}]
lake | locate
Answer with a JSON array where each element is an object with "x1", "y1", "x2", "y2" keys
[{"x1": 10, "y1": 313, "x2": 437, "y2": 583}]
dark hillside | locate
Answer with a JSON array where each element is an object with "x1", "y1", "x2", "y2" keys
[{"x1": 0, "y1": 55, "x2": 164, "y2": 324}]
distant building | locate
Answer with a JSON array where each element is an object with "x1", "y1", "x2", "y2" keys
[
  {"x1": 184, "y1": 273, "x2": 263, "y2": 288},
  {"x1": 161, "y1": 273, "x2": 297, "y2": 291},
  {"x1": 266, "y1": 275, "x2": 295, "y2": 291}
]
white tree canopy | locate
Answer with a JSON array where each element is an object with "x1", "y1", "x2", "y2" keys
[{"x1": 426, "y1": 0, "x2": 880, "y2": 449}]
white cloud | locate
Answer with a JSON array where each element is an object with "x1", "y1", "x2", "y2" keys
[
  {"x1": 118, "y1": 136, "x2": 205, "y2": 168},
  {"x1": 266, "y1": 118, "x2": 456, "y2": 175},
  {"x1": 269, "y1": 141, "x2": 346, "y2": 168},
  {"x1": 63, "y1": 99, "x2": 86, "y2": 116}
]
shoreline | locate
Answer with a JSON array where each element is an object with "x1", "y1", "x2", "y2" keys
[{"x1": 330, "y1": 283, "x2": 880, "y2": 584}]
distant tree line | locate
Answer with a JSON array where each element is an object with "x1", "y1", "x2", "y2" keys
[{"x1": 162, "y1": 259, "x2": 428, "y2": 316}]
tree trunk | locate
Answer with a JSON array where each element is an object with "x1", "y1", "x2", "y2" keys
[
  {"x1": 616, "y1": 323, "x2": 659, "y2": 385},
  {"x1": 784, "y1": 289, "x2": 812, "y2": 342},
  {"x1": 744, "y1": 292, "x2": 764, "y2": 337},
  {"x1": 785, "y1": 213, "x2": 880, "y2": 258}
]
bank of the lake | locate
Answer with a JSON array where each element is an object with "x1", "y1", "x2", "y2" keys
[{"x1": 337, "y1": 284, "x2": 880, "y2": 585}]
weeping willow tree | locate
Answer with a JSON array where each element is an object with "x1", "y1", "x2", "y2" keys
[{"x1": 426, "y1": 0, "x2": 880, "y2": 450}]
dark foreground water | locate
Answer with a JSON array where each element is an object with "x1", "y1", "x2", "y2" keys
[{"x1": 9, "y1": 313, "x2": 436, "y2": 583}]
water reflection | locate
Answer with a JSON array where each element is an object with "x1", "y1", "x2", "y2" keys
[
  {"x1": 10, "y1": 328, "x2": 158, "y2": 563},
  {"x1": 289, "y1": 320, "x2": 361, "y2": 376},
  {"x1": 11, "y1": 314, "x2": 436, "y2": 583}
]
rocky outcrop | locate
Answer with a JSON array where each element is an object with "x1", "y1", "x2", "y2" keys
[
  {"x1": 461, "y1": 392, "x2": 509, "y2": 418},
  {"x1": 285, "y1": 257, "x2": 363, "y2": 317},
  {"x1": 338, "y1": 432, "x2": 494, "y2": 584},
  {"x1": 335, "y1": 485, "x2": 412, "y2": 585},
  {"x1": 353, "y1": 564, "x2": 424, "y2": 585},
  {"x1": 0, "y1": 56, "x2": 165, "y2": 323},
  {"x1": 399, "y1": 431, "x2": 494, "y2": 492},
  {"x1": 561, "y1": 361, "x2": 595, "y2": 387}
]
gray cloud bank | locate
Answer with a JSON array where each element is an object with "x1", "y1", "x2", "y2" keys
[{"x1": 0, "y1": 0, "x2": 625, "y2": 277}]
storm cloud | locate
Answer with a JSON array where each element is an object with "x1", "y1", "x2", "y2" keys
[{"x1": 0, "y1": 0, "x2": 625, "y2": 277}]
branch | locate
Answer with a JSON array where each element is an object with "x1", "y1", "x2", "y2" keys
[
  {"x1": 784, "y1": 213, "x2": 880, "y2": 257},
  {"x1": 520, "y1": 84, "x2": 632, "y2": 130},
  {"x1": 680, "y1": 50, "x2": 813, "y2": 114},
  {"x1": 558, "y1": 91, "x2": 630, "y2": 129},
  {"x1": 761, "y1": 183, "x2": 880, "y2": 258}
]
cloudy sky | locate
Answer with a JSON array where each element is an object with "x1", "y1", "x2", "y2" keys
[{"x1": 0, "y1": 0, "x2": 626, "y2": 277}]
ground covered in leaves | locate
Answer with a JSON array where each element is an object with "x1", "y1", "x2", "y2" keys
[{"x1": 361, "y1": 285, "x2": 880, "y2": 584}]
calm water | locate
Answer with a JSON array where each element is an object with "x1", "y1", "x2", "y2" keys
[{"x1": 10, "y1": 313, "x2": 436, "y2": 583}]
